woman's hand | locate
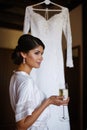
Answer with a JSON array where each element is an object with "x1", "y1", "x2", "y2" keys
[{"x1": 48, "y1": 96, "x2": 70, "y2": 106}]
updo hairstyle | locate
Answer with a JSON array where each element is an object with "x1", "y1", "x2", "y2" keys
[{"x1": 11, "y1": 34, "x2": 45, "y2": 65}]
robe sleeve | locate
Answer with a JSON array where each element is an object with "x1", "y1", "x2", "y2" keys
[
  {"x1": 23, "y1": 6, "x2": 31, "y2": 34},
  {"x1": 63, "y1": 8, "x2": 74, "y2": 68},
  {"x1": 15, "y1": 79, "x2": 35, "y2": 122}
]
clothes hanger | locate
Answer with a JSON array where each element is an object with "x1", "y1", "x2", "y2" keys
[
  {"x1": 31, "y1": 0, "x2": 64, "y2": 12},
  {"x1": 31, "y1": 0, "x2": 51, "y2": 7},
  {"x1": 47, "y1": 0, "x2": 64, "y2": 9}
]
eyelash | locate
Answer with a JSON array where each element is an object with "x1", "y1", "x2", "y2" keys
[
  {"x1": 35, "y1": 51, "x2": 43, "y2": 55},
  {"x1": 35, "y1": 52, "x2": 40, "y2": 55}
]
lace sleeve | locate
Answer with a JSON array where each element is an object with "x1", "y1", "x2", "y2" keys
[
  {"x1": 23, "y1": 6, "x2": 31, "y2": 34},
  {"x1": 63, "y1": 8, "x2": 74, "y2": 68}
]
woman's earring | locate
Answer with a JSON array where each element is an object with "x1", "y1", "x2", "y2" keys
[{"x1": 23, "y1": 58, "x2": 25, "y2": 64}]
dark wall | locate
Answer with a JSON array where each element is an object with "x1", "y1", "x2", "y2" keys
[
  {"x1": 65, "y1": 46, "x2": 82, "y2": 130},
  {"x1": 0, "y1": 48, "x2": 17, "y2": 130},
  {"x1": 83, "y1": 0, "x2": 87, "y2": 129}
]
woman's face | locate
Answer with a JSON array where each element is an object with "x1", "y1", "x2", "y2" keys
[{"x1": 25, "y1": 45, "x2": 44, "y2": 69}]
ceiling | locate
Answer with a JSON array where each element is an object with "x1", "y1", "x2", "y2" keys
[{"x1": 0, "y1": 0, "x2": 83, "y2": 31}]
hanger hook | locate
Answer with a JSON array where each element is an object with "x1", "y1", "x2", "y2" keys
[{"x1": 45, "y1": 0, "x2": 51, "y2": 5}]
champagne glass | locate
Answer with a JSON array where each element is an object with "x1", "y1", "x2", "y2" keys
[{"x1": 59, "y1": 83, "x2": 69, "y2": 121}]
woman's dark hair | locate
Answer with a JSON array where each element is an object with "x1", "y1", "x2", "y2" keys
[{"x1": 11, "y1": 34, "x2": 45, "y2": 65}]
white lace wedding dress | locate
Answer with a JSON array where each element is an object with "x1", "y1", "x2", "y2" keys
[{"x1": 23, "y1": 5, "x2": 73, "y2": 130}]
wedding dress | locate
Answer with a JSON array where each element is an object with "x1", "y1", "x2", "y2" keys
[{"x1": 23, "y1": 4, "x2": 73, "y2": 130}]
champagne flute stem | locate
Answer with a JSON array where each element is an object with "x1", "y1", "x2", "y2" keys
[{"x1": 63, "y1": 106, "x2": 65, "y2": 119}]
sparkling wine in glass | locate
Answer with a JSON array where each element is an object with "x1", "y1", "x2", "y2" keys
[{"x1": 59, "y1": 88, "x2": 68, "y2": 100}]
